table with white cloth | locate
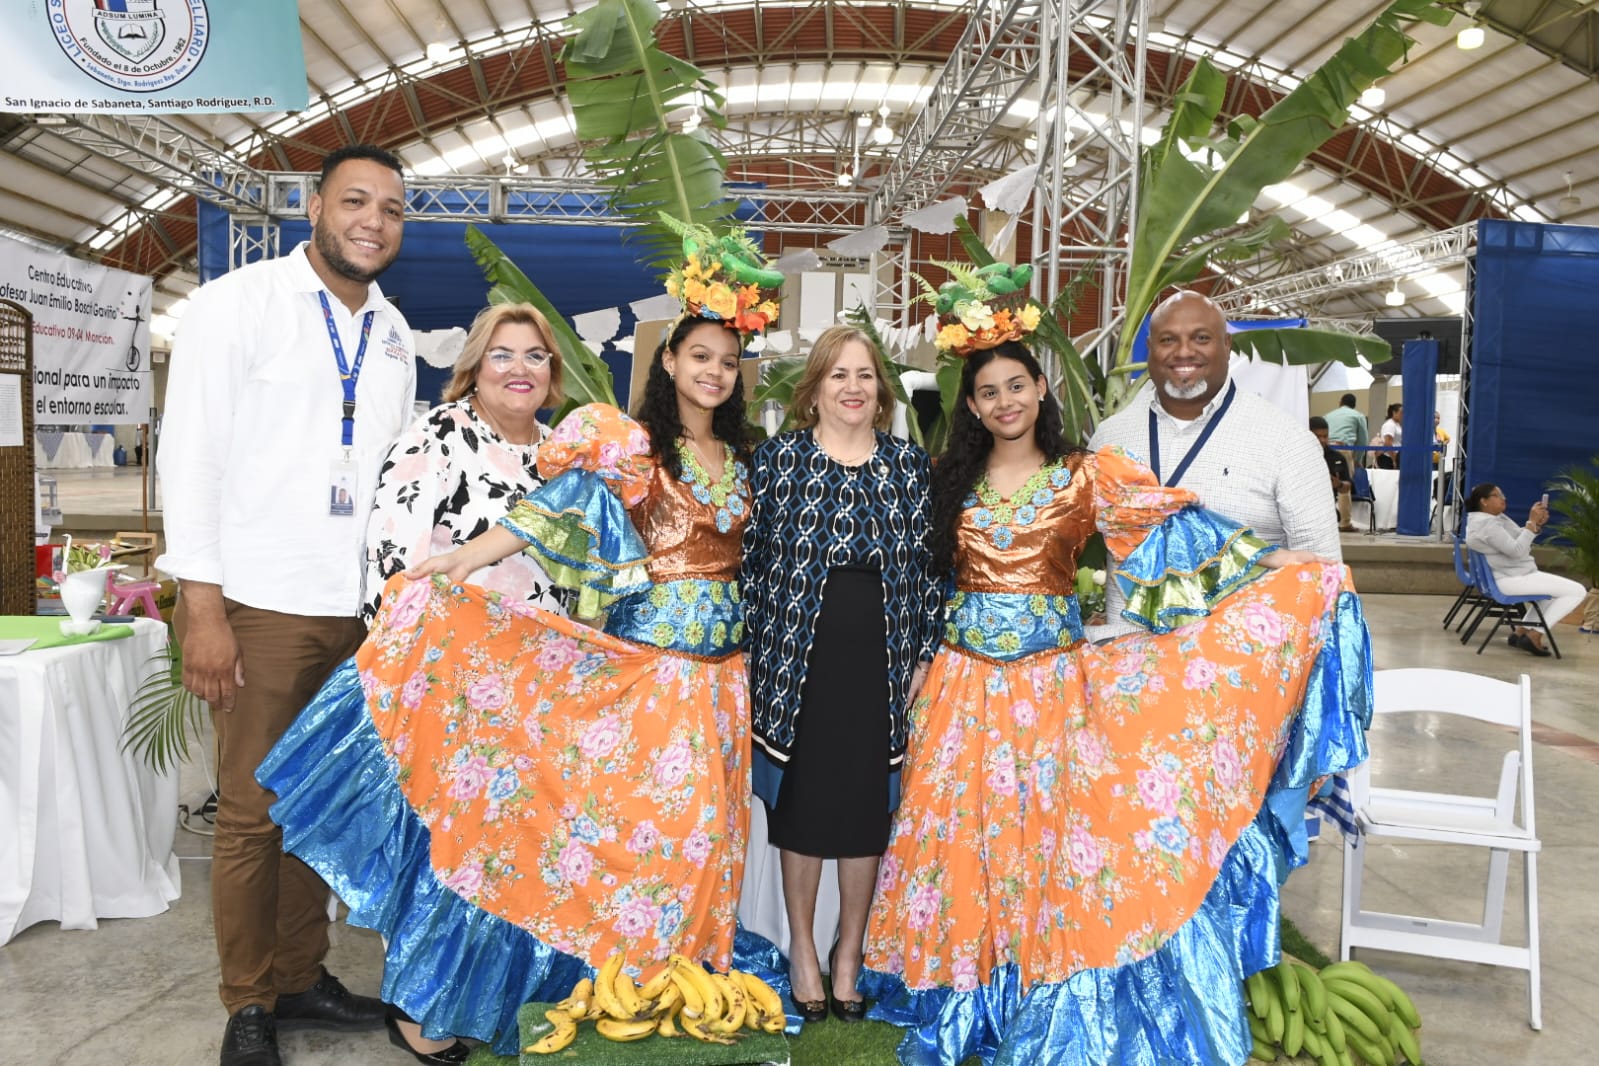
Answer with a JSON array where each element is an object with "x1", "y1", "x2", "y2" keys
[
  {"x1": 0, "y1": 617, "x2": 182, "y2": 944},
  {"x1": 1358, "y1": 468, "x2": 1436, "y2": 532}
]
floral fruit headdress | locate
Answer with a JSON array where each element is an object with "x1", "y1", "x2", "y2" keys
[
  {"x1": 918, "y1": 260, "x2": 1043, "y2": 357},
  {"x1": 660, "y1": 213, "x2": 783, "y2": 339}
]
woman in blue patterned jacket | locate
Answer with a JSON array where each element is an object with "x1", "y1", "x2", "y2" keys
[{"x1": 741, "y1": 324, "x2": 944, "y2": 1024}]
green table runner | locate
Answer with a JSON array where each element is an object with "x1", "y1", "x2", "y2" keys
[{"x1": 0, "y1": 615, "x2": 136, "y2": 651}]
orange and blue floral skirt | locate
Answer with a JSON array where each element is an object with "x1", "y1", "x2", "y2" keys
[
  {"x1": 257, "y1": 576, "x2": 779, "y2": 1055},
  {"x1": 861, "y1": 560, "x2": 1372, "y2": 1066}
]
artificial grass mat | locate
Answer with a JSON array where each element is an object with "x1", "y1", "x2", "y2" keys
[{"x1": 463, "y1": 916, "x2": 1326, "y2": 1066}]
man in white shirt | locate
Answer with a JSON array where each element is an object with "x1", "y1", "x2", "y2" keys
[
  {"x1": 1089, "y1": 291, "x2": 1341, "y2": 637},
  {"x1": 156, "y1": 145, "x2": 415, "y2": 1066}
]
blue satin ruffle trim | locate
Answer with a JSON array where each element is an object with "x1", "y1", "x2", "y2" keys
[
  {"x1": 500, "y1": 468, "x2": 652, "y2": 616},
  {"x1": 258, "y1": 661, "x2": 794, "y2": 1054},
  {"x1": 605, "y1": 578, "x2": 743, "y2": 657},
  {"x1": 943, "y1": 589, "x2": 1083, "y2": 660},
  {"x1": 859, "y1": 582, "x2": 1374, "y2": 1066},
  {"x1": 862, "y1": 820, "x2": 1280, "y2": 1066},
  {"x1": 1114, "y1": 505, "x2": 1275, "y2": 633}
]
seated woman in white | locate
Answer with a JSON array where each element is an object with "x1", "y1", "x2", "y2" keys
[{"x1": 1463, "y1": 482, "x2": 1586, "y2": 656}]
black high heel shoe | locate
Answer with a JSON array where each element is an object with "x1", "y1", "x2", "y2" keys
[
  {"x1": 385, "y1": 1010, "x2": 471, "y2": 1065},
  {"x1": 827, "y1": 942, "x2": 867, "y2": 1023}
]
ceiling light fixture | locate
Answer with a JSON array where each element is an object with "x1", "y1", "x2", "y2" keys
[
  {"x1": 1359, "y1": 84, "x2": 1386, "y2": 109},
  {"x1": 1385, "y1": 281, "x2": 1406, "y2": 308},
  {"x1": 1557, "y1": 170, "x2": 1582, "y2": 217},
  {"x1": 856, "y1": 113, "x2": 873, "y2": 129},
  {"x1": 1457, "y1": 3, "x2": 1484, "y2": 49},
  {"x1": 871, "y1": 103, "x2": 895, "y2": 146},
  {"x1": 837, "y1": 170, "x2": 855, "y2": 187},
  {"x1": 425, "y1": 41, "x2": 452, "y2": 64}
]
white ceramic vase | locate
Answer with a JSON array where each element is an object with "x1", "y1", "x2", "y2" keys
[{"x1": 59, "y1": 568, "x2": 107, "y2": 635}]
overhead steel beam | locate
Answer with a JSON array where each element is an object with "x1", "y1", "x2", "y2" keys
[
  {"x1": 60, "y1": 114, "x2": 270, "y2": 211},
  {"x1": 1212, "y1": 223, "x2": 1475, "y2": 312}
]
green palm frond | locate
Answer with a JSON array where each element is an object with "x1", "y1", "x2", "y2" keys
[
  {"x1": 1111, "y1": 0, "x2": 1453, "y2": 405},
  {"x1": 463, "y1": 225, "x2": 617, "y2": 419},
  {"x1": 1547, "y1": 457, "x2": 1599, "y2": 585},
  {"x1": 122, "y1": 641, "x2": 208, "y2": 777},
  {"x1": 1229, "y1": 327, "x2": 1389, "y2": 368},
  {"x1": 562, "y1": 0, "x2": 735, "y2": 274}
]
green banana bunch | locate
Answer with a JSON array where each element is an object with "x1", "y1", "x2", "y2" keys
[{"x1": 1243, "y1": 959, "x2": 1423, "y2": 1065}]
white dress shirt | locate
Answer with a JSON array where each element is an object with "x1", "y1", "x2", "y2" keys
[
  {"x1": 1088, "y1": 377, "x2": 1342, "y2": 636},
  {"x1": 156, "y1": 244, "x2": 416, "y2": 616}
]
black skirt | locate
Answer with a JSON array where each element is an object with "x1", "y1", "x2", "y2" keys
[{"x1": 765, "y1": 567, "x2": 892, "y2": 858}]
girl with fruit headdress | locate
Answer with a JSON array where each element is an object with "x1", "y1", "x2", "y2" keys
[
  {"x1": 258, "y1": 220, "x2": 787, "y2": 1056},
  {"x1": 855, "y1": 273, "x2": 1375, "y2": 1066}
]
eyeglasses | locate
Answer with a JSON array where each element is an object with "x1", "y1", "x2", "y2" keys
[{"x1": 486, "y1": 348, "x2": 552, "y2": 370}]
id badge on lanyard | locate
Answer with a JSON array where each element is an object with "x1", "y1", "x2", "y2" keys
[{"x1": 319, "y1": 291, "x2": 375, "y2": 517}]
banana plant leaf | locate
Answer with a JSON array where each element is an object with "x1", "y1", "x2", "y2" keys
[
  {"x1": 1229, "y1": 327, "x2": 1390, "y2": 367},
  {"x1": 122, "y1": 641, "x2": 208, "y2": 776},
  {"x1": 464, "y1": 225, "x2": 617, "y2": 417},
  {"x1": 1114, "y1": 0, "x2": 1453, "y2": 385},
  {"x1": 562, "y1": 0, "x2": 736, "y2": 274}
]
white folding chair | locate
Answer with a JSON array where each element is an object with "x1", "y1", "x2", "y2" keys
[{"x1": 1340, "y1": 668, "x2": 1541, "y2": 1030}]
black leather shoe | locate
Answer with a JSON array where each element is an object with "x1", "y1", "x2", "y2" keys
[
  {"x1": 385, "y1": 1012, "x2": 471, "y2": 1064},
  {"x1": 275, "y1": 970, "x2": 387, "y2": 1031},
  {"x1": 220, "y1": 1006, "x2": 280, "y2": 1066},
  {"x1": 827, "y1": 943, "x2": 867, "y2": 1023},
  {"x1": 794, "y1": 995, "x2": 829, "y2": 1024}
]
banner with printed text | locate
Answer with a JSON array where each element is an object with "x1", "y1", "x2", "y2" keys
[
  {"x1": 1, "y1": 1, "x2": 307, "y2": 114},
  {"x1": 0, "y1": 235, "x2": 152, "y2": 425}
]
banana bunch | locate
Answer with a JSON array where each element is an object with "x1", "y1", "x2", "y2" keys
[
  {"x1": 1243, "y1": 959, "x2": 1423, "y2": 1066},
  {"x1": 523, "y1": 951, "x2": 787, "y2": 1053}
]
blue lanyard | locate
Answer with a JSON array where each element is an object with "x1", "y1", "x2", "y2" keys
[
  {"x1": 1148, "y1": 382, "x2": 1236, "y2": 488},
  {"x1": 318, "y1": 291, "x2": 374, "y2": 449}
]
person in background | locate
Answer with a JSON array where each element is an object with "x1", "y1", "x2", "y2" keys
[
  {"x1": 1311, "y1": 415, "x2": 1356, "y2": 532},
  {"x1": 740, "y1": 324, "x2": 943, "y2": 1023},
  {"x1": 1432, "y1": 410, "x2": 1450, "y2": 468},
  {"x1": 1375, "y1": 402, "x2": 1403, "y2": 469},
  {"x1": 156, "y1": 144, "x2": 413, "y2": 1066},
  {"x1": 363, "y1": 303, "x2": 570, "y2": 621},
  {"x1": 1464, "y1": 482, "x2": 1585, "y2": 656},
  {"x1": 1323, "y1": 391, "x2": 1368, "y2": 469}
]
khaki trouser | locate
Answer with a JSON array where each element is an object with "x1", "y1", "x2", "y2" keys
[
  {"x1": 1337, "y1": 484, "x2": 1353, "y2": 527},
  {"x1": 177, "y1": 597, "x2": 365, "y2": 1013},
  {"x1": 1583, "y1": 587, "x2": 1599, "y2": 629}
]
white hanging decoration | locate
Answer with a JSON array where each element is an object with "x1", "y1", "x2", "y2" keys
[
  {"x1": 613, "y1": 336, "x2": 636, "y2": 354},
  {"x1": 763, "y1": 330, "x2": 795, "y2": 354},
  {"x1": 629, "y1": 293, "x2": 683, "y2": 322},
  {"x1": 903, "y1": 197, "x2": 968, "y2": 235},
  {"x1": 572, "y1": 307, "x2": 622, "y2": 347},
  {"x1": 412, "y1": 327, "x2": 468, "y2": 369},
  {"x1": 773, "y1": 249, "x2": 822, "y2": 275},
  {"x1": 980, "y1": 163, "x2": 1040, "y2": 215},
  {"x1": 826, "y1": 225, "x2": 891, "y2": 257}
]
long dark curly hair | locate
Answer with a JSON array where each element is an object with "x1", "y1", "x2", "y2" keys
[
  {"x1": 633, "y1": 316, "x2": 755, "y2": 481},
  {"x1": 930, "y1": 341, "x2": 1079, "y2": 575}
]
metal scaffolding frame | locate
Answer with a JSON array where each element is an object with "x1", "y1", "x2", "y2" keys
[{"x1": 1213, "y1": 224, "x2": 1477, "y2": 313}]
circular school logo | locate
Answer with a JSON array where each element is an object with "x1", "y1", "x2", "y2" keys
[{"x1": 50, "y1": 0, "x2": 210, "y2": 94}]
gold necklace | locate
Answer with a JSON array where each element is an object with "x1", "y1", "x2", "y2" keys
[{"x1": 814, "y1": 430, "x2": 875, "y2": 467}]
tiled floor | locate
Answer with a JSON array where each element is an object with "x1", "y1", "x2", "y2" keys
[{"x1": 13, "y1": 477, "x2": 1597, "y2": 1065}]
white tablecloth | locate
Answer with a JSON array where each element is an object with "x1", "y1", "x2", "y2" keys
[
  {"x1": 0, "y1": 617, "x2": 182, "y2": 944},
  {"x1": 1363, "y1": 469, "x2": 1436, "y2": 532}
]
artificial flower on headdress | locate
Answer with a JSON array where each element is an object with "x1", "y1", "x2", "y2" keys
[
  {"x1": 659, "y1": 213, "x2": 783, "y2": 338},
  {"x1": 917, "y1": 260, "x2": 1043, "y2": 358}
]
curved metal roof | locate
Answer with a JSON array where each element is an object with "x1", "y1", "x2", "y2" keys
[{"x1": 2, "y1": 0, "x2": 1595, "y2": 326}]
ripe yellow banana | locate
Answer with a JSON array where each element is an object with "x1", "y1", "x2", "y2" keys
[
  {"x1": 523, "y1": 1009, "x2": 577, "y2": 1054},
  {"x1": 611, "y1": 965, "x2": 650, "y2": 1019},
  {"x1": 596, "y1": 1016, "x2": 657, "y2": 1042},
  {"x1": 558, "y1": 977, "x2": 593, "y2": 1022},
  {"x1": 669, "y1": 955, "x2": 723, "y2": 1020},
  {"x1": 670, "y1": 966, "x2": 707, "y2": 1019},
  {"x1": 651, "y1": 983, "x2": 683, "y2": 1020},
  {"x1": 681, "y1": 1011, "x2": 740, "y2": 1045},
  {"x1": 593, "y1": 953, "x2": 632, "y2": 1021},
  {"x1": 639, "y1": 960, "x2": 677, "y2": 1001},
  {"x1": 710, "y1": 972, "x2": 747, "y2": 1034},
  {"x1": 657, "y1": 1010, "x2": 683, "y2": 1038},
  {"x1": 738, "y1": 970, "x2": 785, "y2": 1024}
]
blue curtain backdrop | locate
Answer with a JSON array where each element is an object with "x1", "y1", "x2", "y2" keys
[
  {"x1": 197, "y1": 200, "x2": 660, "y2": 407},
  {"x1": 1466, "y1": 219, "x2": 1599, "y2": 525},
  {"x1": 1397, "y1": 339, "x2": 1437, "y2": 536}
]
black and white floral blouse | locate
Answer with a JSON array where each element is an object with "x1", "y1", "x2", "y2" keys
[{"x1": 361, "y1": 399, "x2": 570, "y2": 622}]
